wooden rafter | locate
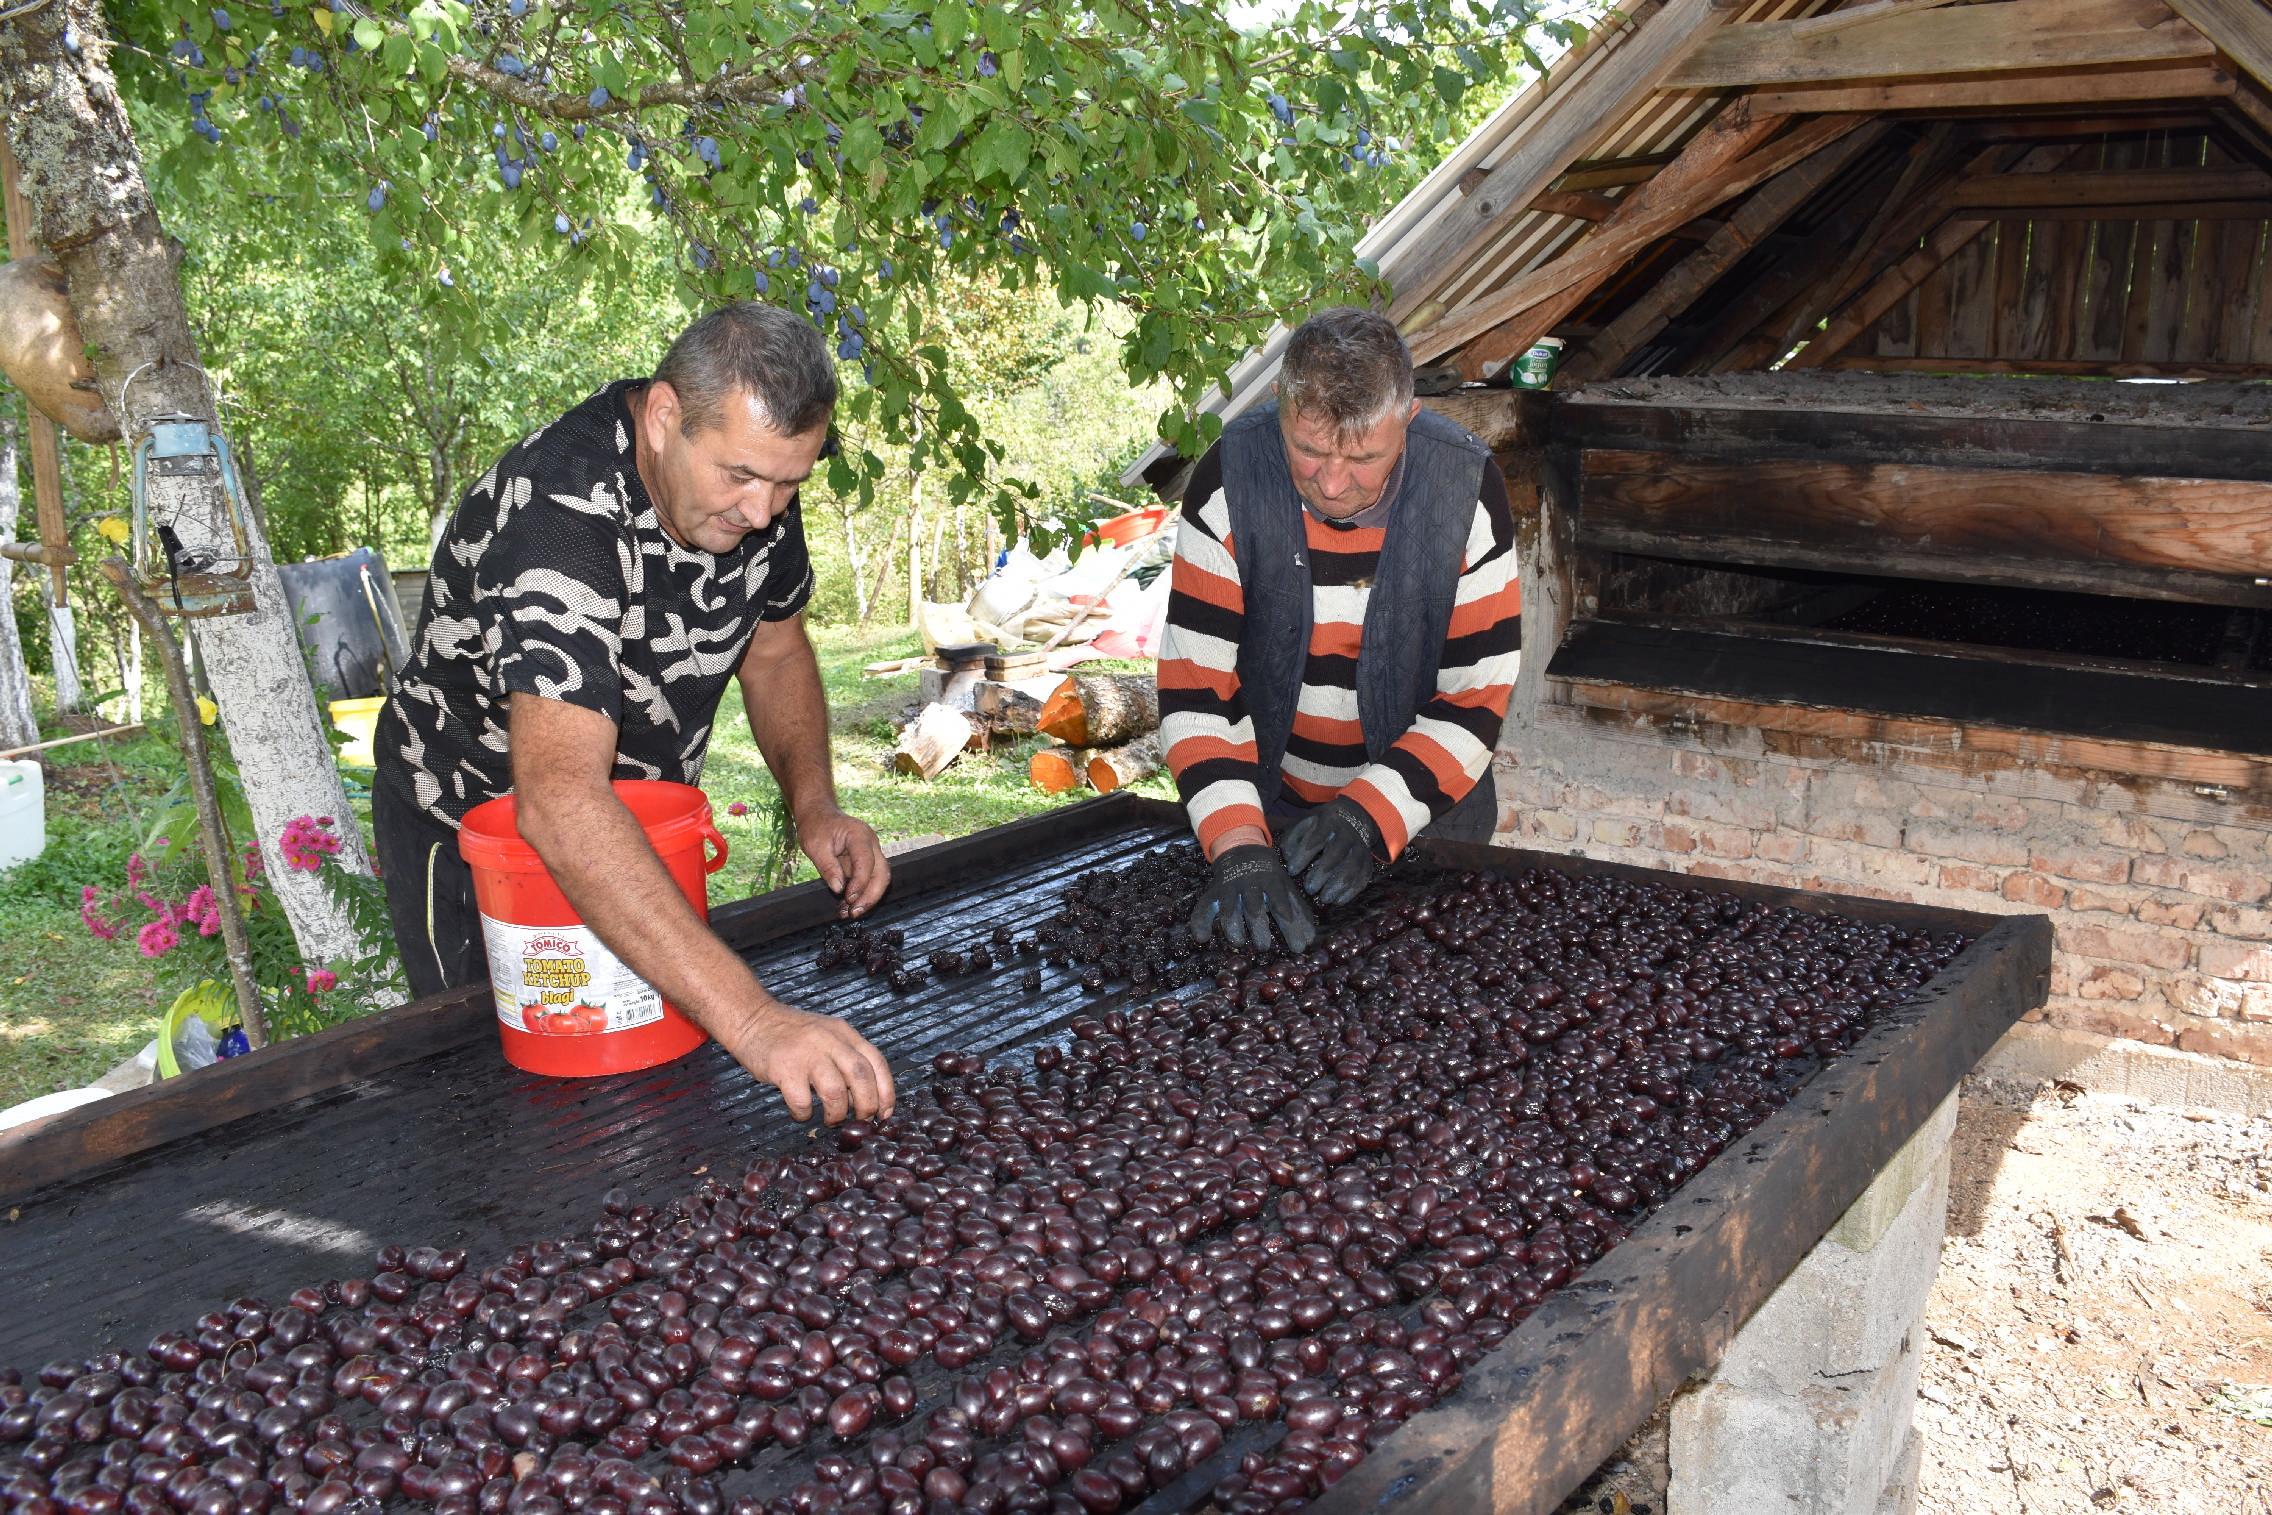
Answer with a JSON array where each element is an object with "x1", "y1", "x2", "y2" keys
[
  {"x1": 1785, "y1": 143, "x2": 2084, "y2": 367},
  {"x1": 1563, "y1": 123, "x2": 1892, "y2": 382},
  {"x1": 1746, "y1": 60, "x2": 2241, "y2": 114},
  {"x1": 1665, "y1": 0, "x2": 2215, "y2": 90},
  {"x1": 1382, "y1": 0, "x2": 1737, "y2": 330},
  {"x1": 2162, "y1": 0, "x2": 2272, "y2": 95},
  {"x1": 1677, "y1": 156, "x2": 1909, "y2": 373},
  {"x1": 1408, "y1": 110, "x2": 1874, "y2": 372},
  {"x1": 1712, "y1": 139, "x2": 2021, "y2": 372}
]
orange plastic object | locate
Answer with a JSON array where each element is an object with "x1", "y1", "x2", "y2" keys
[
  {"x1": 1084, "y1": 505, "x2": 1169, "y2": 548},
  {"x1": 458, "y1": 780, "x2": 727, "y2": 1077}
]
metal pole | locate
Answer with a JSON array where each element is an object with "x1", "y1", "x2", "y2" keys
[{"x1": 99, "y1": 557, "x2": 268, "y2": 1049}]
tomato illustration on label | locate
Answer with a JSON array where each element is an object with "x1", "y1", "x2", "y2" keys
[{"x1": 480, "y1": 917, "x2": 664, "y2": 1035}]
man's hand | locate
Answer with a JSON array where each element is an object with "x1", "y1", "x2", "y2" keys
[
  {"x1": 799, "y1": 804, "x2": 890, "y2": 918},
  {"x1": 1280, "y1": 797, "x2": 1382, "y2": 908},
  {"x1": 719, "y1": 1000, "x2": 896, "y2": 1124},
  {"x1": 1188, "y1": 844, "x2": 1318, "y2": 954}
]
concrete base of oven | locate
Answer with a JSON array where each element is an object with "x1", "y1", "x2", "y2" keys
[{"x1": 1666, "y1": 1091, "x2": 1957, "y2": 1513}]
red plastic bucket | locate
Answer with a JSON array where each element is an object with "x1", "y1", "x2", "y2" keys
[{"x1": 458, "y1": 780, "x2": 728, "y2": 1077}]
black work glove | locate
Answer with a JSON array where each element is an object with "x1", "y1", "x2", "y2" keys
[
  {"x1": 1279, "y1": 797, "x2": 1382, "y2": 908},
  {"x1": 1187, "y1": 844, "x2": 1319, "y2": 954}
]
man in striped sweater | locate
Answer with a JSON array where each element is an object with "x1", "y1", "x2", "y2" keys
[{"x1": 1159, "y1": 307, "x2": 1521, "y2": 953}]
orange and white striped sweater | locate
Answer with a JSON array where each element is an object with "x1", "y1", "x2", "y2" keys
[{"x1": 1158, "y1": 445, "x2": 1521, "y2": 861}]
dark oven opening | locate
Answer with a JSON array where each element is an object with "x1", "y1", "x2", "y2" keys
[{"x1": 1549, "y1": 554, "x2": 2272, "y2": 758}]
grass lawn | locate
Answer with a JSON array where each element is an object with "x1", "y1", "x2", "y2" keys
[{"x1": 0, "y1": 623, "x2": 1171, "y2": 1108}]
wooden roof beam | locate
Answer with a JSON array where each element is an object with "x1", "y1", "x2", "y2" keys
[
  {"x1": 1667, "y1": 0, "x2": 2214, "y2": 90},
  {"x1": 1746, "y1": 60, "x2": 2242, "y2": 115},
  {"x1": 1563, "y1": 123, "x2": 1892, "y2": 383},
  {"x1": 2161, "y1": 0, "x2": 2272, "y2": 95},
  {"x1": 1529, "y1": 188, "x2": 1727, "y2": 240},
  {"x1": 1415, "y1": 112, "x2": 1871, "y2": 376},
  {"x1": 1383, "y1": 0, "x2": 1742, "y2": 329}
]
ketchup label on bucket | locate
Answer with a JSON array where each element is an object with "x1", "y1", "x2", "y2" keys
[{"x1": 480, "y1": 918, "x2": 664, "y2": 1036}]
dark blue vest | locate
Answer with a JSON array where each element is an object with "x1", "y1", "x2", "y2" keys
[{"x1": 1219, "y1": 403, "x2": 1498, "y2": 845}]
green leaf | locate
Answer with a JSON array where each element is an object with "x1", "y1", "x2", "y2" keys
[
  {"x1": 971, "y1": 116, "x2": 1031, "y2": 184},
  {"x1": 352, "y1": 17, "x2": 384, "y2": 50}
]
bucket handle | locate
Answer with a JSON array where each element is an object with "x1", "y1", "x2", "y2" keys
[{"x1": 700, "y1": 817, "x2": 729, "y2": 874}]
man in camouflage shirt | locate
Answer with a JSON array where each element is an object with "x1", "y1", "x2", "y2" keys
[{"x1": 375, "y1": 304, "x2": 892, "y2": 1125}]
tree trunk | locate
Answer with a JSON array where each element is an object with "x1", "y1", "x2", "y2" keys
[
  {"x1": 0, "y1": 410, "x2": 39, "y2": 748},
  {"x1": 0, "y1": 0, "x2": 382, "y2": 969},
  {"x1": 45, "y1": 598, "x2": 81, "y2": 711},
  {"x1": 890, "y1": 702, "x2": 972, "y2": 779},
  {"x1": 1085, "y1": 733, "x2": 1162, "y2": 793},
  {"x1": 1036, "y1": 674, "x2": 1159, "y2": 747},
  {"x1": 1028, "y1": 743, "x2": 1093, "y2": 794}
]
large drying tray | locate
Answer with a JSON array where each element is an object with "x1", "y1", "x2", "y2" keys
[{"x1": 0, "y1": 795, "x2": 2051, "y2": 1514}]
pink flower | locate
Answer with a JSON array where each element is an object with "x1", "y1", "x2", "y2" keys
[
  {"x1": 243, "y1": 845, "x2": 265, "y2": 879},
  {"x1": 81, "y1": 888, "x2": 120, "y2": 942},
  {"x1": 126, "y1": 852, "x2": 147, "y2": 890},
  {"x1": 727, "y1": 801, "x2": 750, "y2": 817},
  {"x1": 136, "y1": 919, "x2": 179, "y2": 959},
  {"x1": 305, "y1": 968, "x2": 338, "y2": 994},
  {"x1": 279, "y1": 815, "x2": 343, "y2": 872}
]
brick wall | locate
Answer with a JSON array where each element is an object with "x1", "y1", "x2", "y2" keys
[{"x1": 1489, "y1": 710, "x2": 2272, "y2": 1065}]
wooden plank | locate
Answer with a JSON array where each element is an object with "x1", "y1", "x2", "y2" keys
[
  {"x1": 1409, "y1": 104, "x2": 1815, "y2": 369},
  {"x1": 1577, "y1": 449, "x2": 2272, "y2": 605},
  {"x1": 1871, "y1": 284, "x2": 1920, "y2": 357},
  {"x1": 2142, "y1": 192, "x2": 2198, "y2": 361},
  {"x1": 2253, "y1": 218, "x2": 2272, "y2": 360},
  {"x1": 1552, "y1": 153, "x2": 1682, "y2": 193},
  {"x1": 1786, "y1": 0, "x2": 1965, "y2": 40},
  {"x1": 1912, "y1": 257, "x2": 1954, "y2": 356},
  {"x1": 1667, "y1": 0, "x2": 2216, "y2": 89},
  {"x1": 2162, "y1": 0, "x2": 2272, "y2": 96},
  {"x1": 1994, "y1": 219, "x2": 2033, "y2": 356},
  {"x1": 1554, "y1": 679, "x2": 2272, "y2": 795},
  {"x1": 1821, "y1": 352, "x2": 2272, "y2": 376},
  {"x1": 2121, "y1": 134, "x2": 2175, "y2": 358},
  {"x1": 2043, "y1": 216, "x2": 2090, "y2": 359},
  {"x1": 2210, "y1": 218, "x2": 2266, "y2": 358},
  {"x1": 1745, "y1": 61, "x2": 2240, "y2": 115},
  {"x1": 0, "y1": 137, "x2": 71, "y2": 607},
  {"x1": 2177, "y1": 215, "x2": 2222, "y2": 361},
  {"x1": 1551, "y1": 383, "x2": 2272, "y2": 480},
  {"x1": 1383, "y1": 0, "x2": 1735, "y2": 329},
  {"x1": 1564, "y1": 123, "x2": 1889, "y2": 383},
  {"x1": 1944, "y1": 165, "x2": 2272, "y2": 207}
]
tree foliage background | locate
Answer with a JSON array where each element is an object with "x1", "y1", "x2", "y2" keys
[{"x1": 11, "y1": 0, "x2": 1590, "y2": 695}]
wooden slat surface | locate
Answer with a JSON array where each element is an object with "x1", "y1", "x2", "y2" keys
[{"x1": 1579, "y1": 449, "x2": 2272, "y2": 606}]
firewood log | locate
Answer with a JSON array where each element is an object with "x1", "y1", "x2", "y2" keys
[
  {"x1": 1036, "y1": 673, "x2": 1159, "y2": 747},
  {"x1": 891, "y1": 702, "x2": 973, "y2": 779},
  {"x1": 1028, "y1": 743, "x2": 1094, "y2": 794},
  {"x1": 1085, "y1": 733, "x2": 1162, "y2": 794}
]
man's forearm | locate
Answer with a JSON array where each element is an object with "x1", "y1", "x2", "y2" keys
[
  {"x1": 742, "y1": 633, "x2": 839, "y2": 819},
  {"x1": 519, "y1": 785, "x2": 777, "y2": 1038}
]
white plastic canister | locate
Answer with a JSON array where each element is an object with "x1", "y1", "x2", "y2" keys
[{"x1": 0, "y1": 759, "x2": 45, "y2": 869}]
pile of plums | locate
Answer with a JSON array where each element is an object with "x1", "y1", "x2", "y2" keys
[{"x1": 4, "y1": 859, "x2": 1967, "y2": 1515}]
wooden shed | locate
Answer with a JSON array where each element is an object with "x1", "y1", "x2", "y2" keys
[{"x1": 1138, "y1": 0, "x2": 2272, "y2": 1069}]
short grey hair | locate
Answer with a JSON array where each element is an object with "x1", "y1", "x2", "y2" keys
[
  {"x1": 653, "y1": 302, "x2": 838, "y2": 437},
  {"x1": 1277, "y1": 307, "x2": 1415, "y2": 437}
]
